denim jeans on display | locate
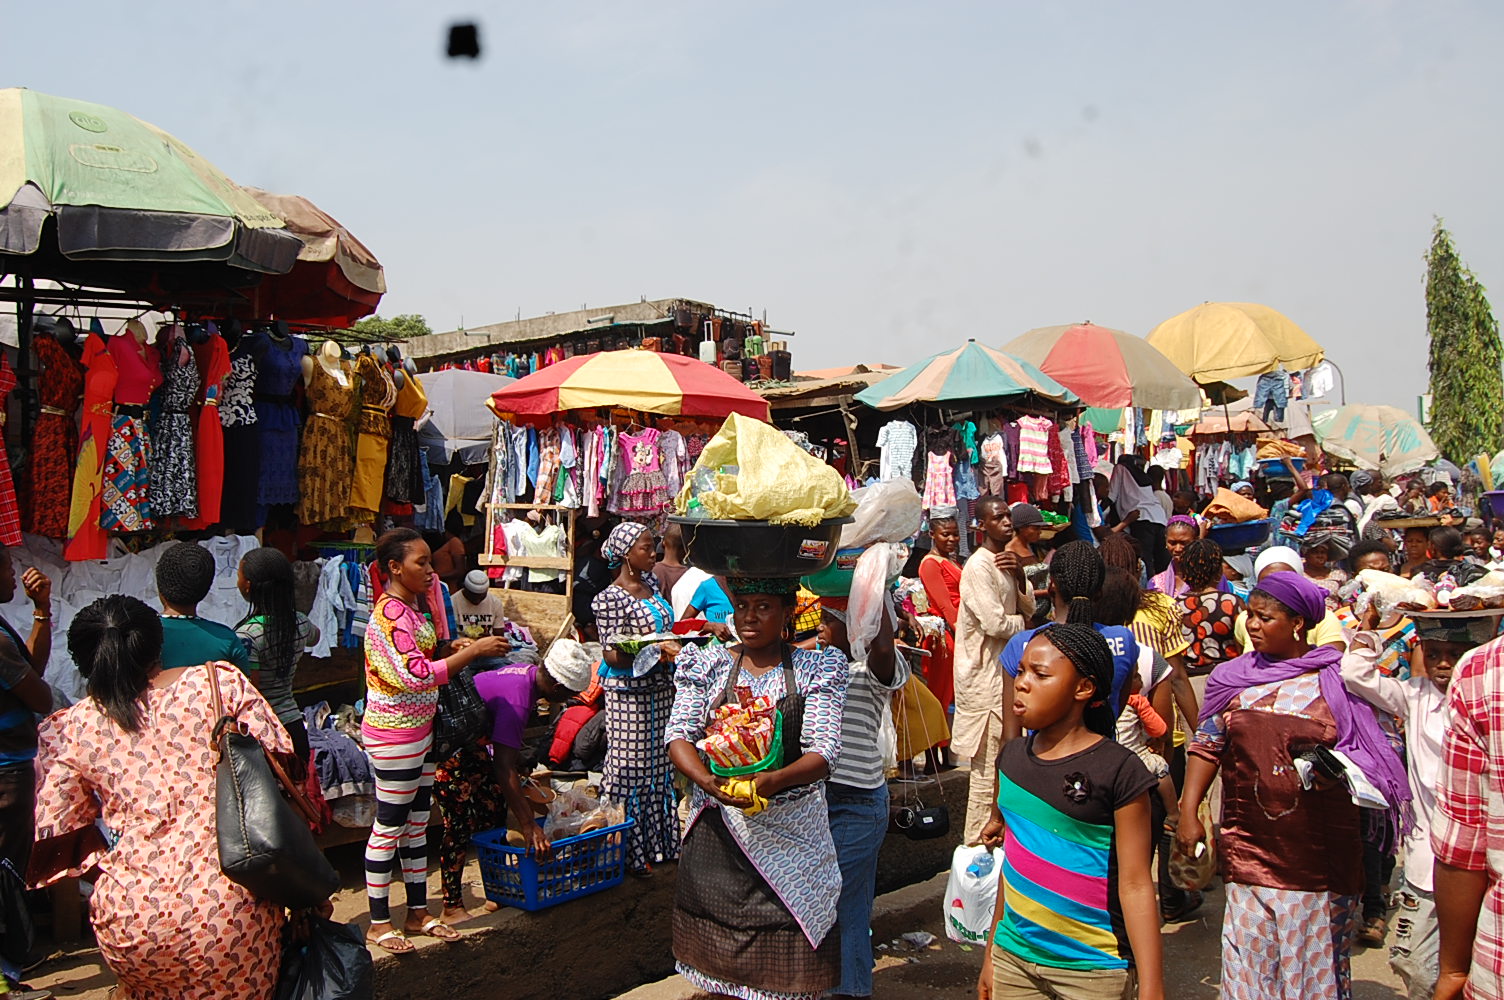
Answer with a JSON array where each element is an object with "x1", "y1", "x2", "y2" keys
[{"x1": 826, "y1": 781, "x2": 891, "y2": 997}]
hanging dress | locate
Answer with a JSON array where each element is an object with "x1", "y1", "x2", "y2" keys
[
  {"x1": 349, "y1": 355, "x2": 396, "y2": 520},
  {"x1": 615, "y1": 428, "x2": 670, "y2": 521},
  {"x1": 181, "y1": 331, "x2": 232, "y2": 529},
  {"x1": 100, "y1": 333, "x2": 162, "y2": 533},
  {"x1": 24, "y1": 335, "x2": 84, "y2": 539},
  {"x1": 218, "y1": 350, "x2": 262, "y2": 534},
  {"x1": 65, "y1": 331, "x2": 118, "y2": 561},
  {"x1": 383, "y1": 372, "x2": 428, "y2": 505},
  {"x1": 0, "y1": 358, "x2": 21, "y2": 545},
  {"x1": 249, "y1": 331, "x2": 308, "y2": 508},
  {"x1": 149, "y1": 330, "x2": 202, "y2": 520},
  {"x1": 296, "y1": 361, "x2": 358, "y2": 527}
]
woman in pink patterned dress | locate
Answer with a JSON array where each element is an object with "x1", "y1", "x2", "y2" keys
[{"x1": 31, "y1": 595, "x2": 299, "y2": 1000}]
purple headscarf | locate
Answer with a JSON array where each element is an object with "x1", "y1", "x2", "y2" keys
[
  {"x1": 1251, "y1": 570, "x2": 1326, "y2": 632},
  {"x1": 1203, "y1": 570, "x2": 1412, "y2": 846}
]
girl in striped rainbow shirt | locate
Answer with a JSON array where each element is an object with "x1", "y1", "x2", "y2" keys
[{"x1": 977, "y1": 624, "x2": 1164, "y2": 1000}]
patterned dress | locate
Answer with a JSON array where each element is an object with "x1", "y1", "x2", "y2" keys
[
  {"x1": 295, "y1": 361, "x2": 357, "y2": 526},
  {"x1": 218, "y1": 351, "x2": 262, "y2": 533},
  {"x1": 24, "y1": 335, "x2": 83, "y2": 538},
  {"x1": 0, "y1": 359, "x2": 22, "y2": 545},
  {"x1": 591, "y1": 580, "x2": 680, "y2": 870},
  {"x1": 33, "y1": 664, "x2": 292, "y2": 1000},
  {"x1": 665, "y1": 643, "x2": 850, "y2": 1000},
  {"x1": 383, "y1": 373, "x2": 428, "y2": 504},
  {"x1": 1182, "y1": 591, "x2": 1245, "y2": 675},
  {"x1": 148, "y1": 335, "x2": 201, "y2": 520}
]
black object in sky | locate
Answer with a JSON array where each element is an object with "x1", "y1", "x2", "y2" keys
[{"x1": 447, "y1": 22, "x2": 481, "y2": 59}]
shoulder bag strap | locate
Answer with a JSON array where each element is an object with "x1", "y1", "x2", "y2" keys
[
  {"x1": 204, "y1": 661, "x2": 321, "y2": 827},
  {"x1": 204, "y1": 662, "x2": 228, "y2": 752}
]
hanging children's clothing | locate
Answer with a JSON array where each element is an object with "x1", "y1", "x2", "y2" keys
[
  {"x1": 922, "y1": 449, "x2": 956, "y2": 510},
  {"x1": 615, "y1": 427, "x2": 671, "y2": 519},
  {"x1": 978, "y1": 433, "x2": 1008, "y2": 496},
  {"x1": 876, "y1": 420, "x2": 918, "y2": 482},
  {"x1": 1015, "y1": 416, "x2": 1054, "y2": 475}
]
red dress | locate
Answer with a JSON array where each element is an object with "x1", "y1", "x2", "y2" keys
[
  {"x1": 23, "y1": 336, "x2": 84, "y2": 538},
  {"x1": 918, "y1": 551, "x2": 963, "y2": 713},
  {"x1": 65, "y1": 332, "x2": 119, "y2": 561},
  {"x1": 0, "y1": 359, "x2": 22, "y2": 545},
  {"x1": 180, "y1": 333, "x2": 231, "y2": 529}
]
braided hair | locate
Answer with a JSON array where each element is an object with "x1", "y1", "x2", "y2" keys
[
  {"x1": 1049, "y1": 540, "x2": 1105, "y2": 625},
  {"x1": 1038, "y1": 622, "x2": 1117, "y2": 737},
  {"x1": 1179, "y1": 539, "x2": 1225, "y2": 590}
]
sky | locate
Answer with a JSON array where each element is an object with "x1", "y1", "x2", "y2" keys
[{"x1": 6, "y1": 0, "x2": 1504, "y2": 411}]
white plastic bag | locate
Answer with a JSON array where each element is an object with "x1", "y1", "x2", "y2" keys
[
  {"x1": 878, "y1": 699, "x2": 898, "y2": 772},
  {"x1": 848, "y1": 543, "x2": 904, "y2": 662},
  {"x1": 840, "y1": 480, "x2": 923, "y2": 548},
  {"x1": 943, "y1": 844, "x2": 1003, "y2": 945}
]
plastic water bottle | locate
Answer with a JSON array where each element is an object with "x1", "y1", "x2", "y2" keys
[{"x1": 966, "y1": 851, "x2": 995, "y2": 878}]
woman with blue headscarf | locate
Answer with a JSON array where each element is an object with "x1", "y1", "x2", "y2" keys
[{"x1": 591, "y1": 521, "x2": 680, "y2": 874}]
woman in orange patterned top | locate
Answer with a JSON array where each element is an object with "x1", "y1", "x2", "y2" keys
[{"x1": 362, "y1": 528, "x2": 507, "y2": 955}]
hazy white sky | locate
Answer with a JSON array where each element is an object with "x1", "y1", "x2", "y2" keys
[{"x1": 7, "y1": 1, "x2": 1504, "y2": 409}]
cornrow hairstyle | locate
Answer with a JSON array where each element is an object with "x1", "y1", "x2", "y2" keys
[
  {"x1": 1039, "y1": 622, "x2": 1117, "y2": 737},
  {"x1": 155, "y1": 541, "x2": 216, "y2": 607},
  {"x1": 1049, "y1": 540, "x2": 1105, "y2": 625},
  {"x1": 68, "y1": 595, "x2": 164, "y2": 733},
  {"x1": 1179, "y1": 539, "x2": 1226, "y2": 590},
  {"x1": 237, "y1": 547, "x2": 298, "y2": 695}
]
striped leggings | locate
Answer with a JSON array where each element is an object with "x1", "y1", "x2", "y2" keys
[{"x1": 365, "y1": 731, "x2": 437, "y2": 924}]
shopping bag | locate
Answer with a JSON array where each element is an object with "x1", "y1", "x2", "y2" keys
[
  {"x1": 275, "y1": 918, "x2": 373, "y2": 1000},
  {"x1": 1169, "y1": 799, "x2": 1217, "y2": 891},
  {"x1": 943, "y1": 845, "x2": 1002, "y2": 945}
]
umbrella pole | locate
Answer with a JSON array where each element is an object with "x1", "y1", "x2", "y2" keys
[{"x1": 15, "y1": 269, "x2": 34, "y2": 466}]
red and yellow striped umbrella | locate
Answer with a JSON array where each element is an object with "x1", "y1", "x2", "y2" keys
[{"x1": 486, "y1": 349, "x2": 770, "y2": 425}]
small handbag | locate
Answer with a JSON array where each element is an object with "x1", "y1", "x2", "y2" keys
[
  {"x1": 890, "y1": 661, "x2": 951, "y2": 841},
  {"x1": 207, "y1": 664, "x2": 340, "y2": 910},
  {"x1": 430, "y1": 664, "x2": 490, "y2": 761}
]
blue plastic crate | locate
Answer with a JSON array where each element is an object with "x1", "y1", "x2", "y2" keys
[{"x1": 472, "y1": 819, "x2": 634, "y2": 911}]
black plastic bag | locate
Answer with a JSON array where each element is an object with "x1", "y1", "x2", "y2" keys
[
  {"x1": 432, "y1": 663, "x2": 491, "y2": 761},
  {"x1": 276, "y1": 918, "x2": 373, "y2": 1000}
]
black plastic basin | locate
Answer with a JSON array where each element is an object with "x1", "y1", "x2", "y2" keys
[{"x1": 668, "y1": 516, "x2": 854, "y2": 578}]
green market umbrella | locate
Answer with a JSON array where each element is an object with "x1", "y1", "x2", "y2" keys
[
  {"x1": 854, "y1": 339, "x2": 1078, "y2": 411},
  {"x1": 0, "y1": 87, "x2": 300, "y2": 275},
  {"x1": 1311, "y1": 404, "x2": 1440, "y2": 477}
]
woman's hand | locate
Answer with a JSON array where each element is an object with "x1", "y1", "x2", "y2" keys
[
  {"x1": 703, "y1": 777, "x2": 753, "y2": 808},
  {"x1": 702, "y1": 621, "x2": 734, "y2": 642},
  {"x1": 976, "y1": 951, "x2": 993, "y2": 1000},
  {"x1": 752, "y1": 768, "x2": 786, "y2": 800},
  {"x1": 1175, "y1": 806, "x2": 1205, "y2": 858},
  {"x1": 449, "y1": 637, "x2": 475, "y2": 651},
  {"x1": 469, "y1": 635, "x2": 511, "y2": 659},
  {"x1": 1434, "y1": 972, "x2": 1468, "y2": 1000},
  {"x1": 978, "y1": 813, "x2": 1005, "y2": 850},
  {"x1": 22, "y1": 568, "x2": 50, "y2": 611},
  {"x1": 523, "y1": 821, "x2": 553, "y2": 859}
]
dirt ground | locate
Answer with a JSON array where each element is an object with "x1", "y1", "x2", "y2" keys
[{"x1": 32, "y1": 861, "x2": 1411, "y2": 1000}]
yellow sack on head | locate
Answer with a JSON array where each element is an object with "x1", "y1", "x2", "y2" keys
[{"x1": 677, "y1": 413, "x2": 857, "y2": 527}]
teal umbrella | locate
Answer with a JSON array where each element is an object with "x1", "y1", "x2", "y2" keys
[
  {"x1": 1311, "y1": 404, "x2": 1440, "y2": 477},
  {"x1": 854, "y1": 339, "x2": 1078, "y2": 411}
]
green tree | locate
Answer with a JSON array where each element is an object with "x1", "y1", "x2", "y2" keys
[
  {"x1": 1425, "y1": 220, "x2": 1504, "y2": 463},
  {"x1": 351, "y1": 313, "x2": 432, "y2": 340}
]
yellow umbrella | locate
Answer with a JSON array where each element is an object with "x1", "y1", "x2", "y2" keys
[{"x1": 1146, "y1": 302, "x2": 1324, "y2": 382}]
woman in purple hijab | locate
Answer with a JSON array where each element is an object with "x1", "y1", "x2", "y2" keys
[{"x1": 1175, "y1": 571, "x2": 1410, "y2": 1000}]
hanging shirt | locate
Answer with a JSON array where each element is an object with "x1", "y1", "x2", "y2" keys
[
  {"x1": 1015, "y1": 416, "x2": 1054, "y2": 475},
  {"x1": 876, "y1": 421, "x2": 919, "y2": 482}
]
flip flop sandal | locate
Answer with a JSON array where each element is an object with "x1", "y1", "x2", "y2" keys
[
  {"x1": 418, "y1": 917, "x2": 462, "y2": 942},
  {"x1": 368, "y1": 930, "x2": 415, "y2": 955}
]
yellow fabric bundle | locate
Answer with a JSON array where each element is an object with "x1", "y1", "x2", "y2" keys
[
  {"x1": 1202, "y1": 488, "x2": 1269, "y2": 524},
  {"x1": 678, "y1": 413, "x2": 856, "y2": 526},
  {"x1": 1256, "y1": 438, "x2": 1305, "y2": 460},
  {"x1": 719, "y1": 777, "x2": 769, "y2": 816}
]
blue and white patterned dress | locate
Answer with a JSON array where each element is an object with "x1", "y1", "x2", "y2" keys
[{"x1": 665, "y1": 642, "x2": 850, "y2": 1000}]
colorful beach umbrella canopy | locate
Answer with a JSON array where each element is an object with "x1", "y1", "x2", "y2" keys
[
  {"x1": 1147, "y1": 302, "x2": 1324, "y2": 383},
  {"x1": 853, "y1": 340, "x2": 1078, "y2": 411},
  {"x1": 486, "y1": 349, "x2": 771, "y2": 425},
  {"x1": 1311, "y1": 403, "x2": 1439, "y2": 477},
  {"x1": 1001, "y1": 322, "x2": 1203, "y2": 410},
  {"x1": 0, "y1": 87, "x2": 300, "y2": 275}
]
